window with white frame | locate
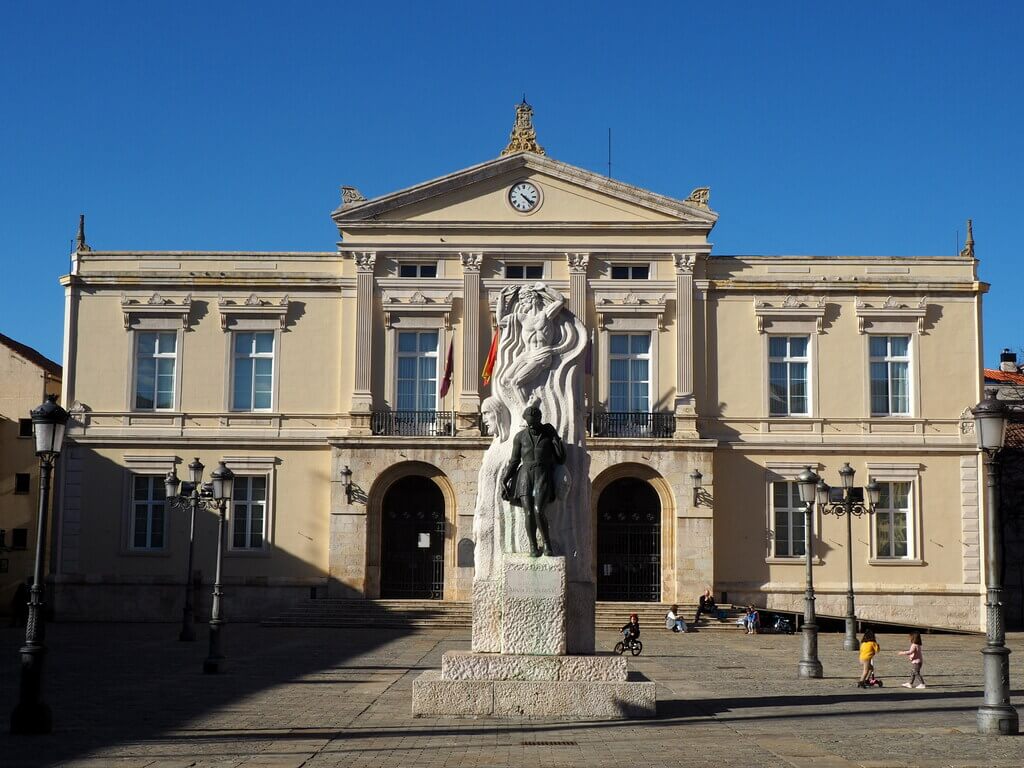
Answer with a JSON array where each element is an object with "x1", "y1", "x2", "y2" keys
[
  {"x1": 398, "y1": 262, "x2": 437, "y2": 278},
  {"x1": 610, "y1": 264, "x2": 650, "y2": 280},
  {"x1": 396, "y1": 331, "x2": 438, "y2": 411},
  {"x1": 609, "y1": 333, "x2": 650, "y2": 412},
  {"x1": 771, "y1": 481, "x2": 806, "y2": 557},
  {"x1": 232, "y1": 331, "x2": 274, "y2": 411},
  {"x1": 768, "y1": 336, "x2": 810, "y2": 416},
  {"x1": 869, "y1": 335, "x2": 911, "y2": 415},
  {"x1": 131, "y1": 475, "x2": 166, "y2": 550},
  {"x1": 134, "y1": 331, "x2": 177, "y2": 410},
  {"x1": 231, "y1": 476, "x2": 267, "y2": 550},
  {"x1": 875, "y1": 481, "x2": 912, "y2": 558}
]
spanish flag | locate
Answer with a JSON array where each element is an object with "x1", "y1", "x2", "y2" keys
[{"x1": 481, "y1": 328, "x2": 500, "y2": 386}]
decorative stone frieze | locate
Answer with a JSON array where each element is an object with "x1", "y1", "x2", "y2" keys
[
  {"x1": 217, "y1": 295, "x2": 290, "y2": 330},
  {"x1": 121, "y1": 293, "x2": 193, "y2": 330},
  {"x1": 754, "y1": 295, "x2": 827, "y2": 334},
  {"x1": 854, "y1": 296, "x2": 928, "y2": 335}
]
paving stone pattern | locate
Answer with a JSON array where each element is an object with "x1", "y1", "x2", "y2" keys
[{"x1": 1, "y1": 622, "x2": 1023, "y2": 767}]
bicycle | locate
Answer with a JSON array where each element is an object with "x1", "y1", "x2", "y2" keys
[{"x1": 614, "y1": 631, "x2": 643, "y2": 657}]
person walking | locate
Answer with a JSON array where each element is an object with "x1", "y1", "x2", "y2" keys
[
  {"x1": 857, "y1": 628, "x2": 880, "y2": 688},
  {"x1": 897, "y1": 631, "x2": 926, "y2": 688}
]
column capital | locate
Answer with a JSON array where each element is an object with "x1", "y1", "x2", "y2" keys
[
  {"x1": 566, "y1": 252, "x2": 590, "y2": 274},
  {"x1": 460, "y1": 252, "x2": 483, "y2": 272},
  {"x1": 673, "y1": 252, "x2": 697, "y2": 274},
  {"x1": 354, "y1": 251, "x2": 377, "y2": 272}
]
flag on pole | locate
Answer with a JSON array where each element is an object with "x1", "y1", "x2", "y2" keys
[
  {"x1": 438, "y1": 338, "x2": 454, "y2": 398},
  {"x1": 481, "y1": 327, "x2": 500, "y2": 386}
]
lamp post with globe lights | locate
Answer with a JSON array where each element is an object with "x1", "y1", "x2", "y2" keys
[
  {"x1": 201, "y1": 461, "x2": 234, "y2": 674},
  {"x1": 815, "y1": 463, "x2": 881, "y2": 651},
  {"x1": 972, "y1": 390, "x2": 1019, "y2": 735},
  {"x1": 10, "y1": 395, "x2": 69, "y2": 734}
]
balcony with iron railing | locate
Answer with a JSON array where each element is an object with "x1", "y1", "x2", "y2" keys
[
  {"x1": 370, "y1": 410, "x2": 455, "y2": 437},
  {"x1": 588, "y1": 411, "x2": 676, "y2": 438}
]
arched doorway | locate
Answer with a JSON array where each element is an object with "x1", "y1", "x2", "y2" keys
[
  {"x1": 597, "y1": 477, "x2": 661, "y2": 602},
  {"x1": 380, "y1": 475, "x2": 445, "y2": 599}
]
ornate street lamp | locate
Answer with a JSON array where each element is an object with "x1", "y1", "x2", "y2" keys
[
  {"x1": 203, "y1": 461, "x2": 234, "y2": 674},
  {"x1": 10, "y1": 394, "x2": 69, "y2": 734},
  {"x1": 972, "y1": 390, "x2": 1018, "y2": 735},
  {"x1": 165, "y1": 458, "x2": 217, "y2": 642},
  {"x1": 796, "y1": 466, "x2": 823, "y2": 679},
  {"x1": 815, "y1": 462, "x2": 880, "y2": 651},
  {"x1": 690, "y1": 468, "x2": 703, "y2": 507},
  {"x1": 340, "y1": 464, "x2": 354, "y2": 504}
]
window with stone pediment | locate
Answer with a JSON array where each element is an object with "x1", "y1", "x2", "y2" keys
[
  {"x1": 769, "y1": 336, "x2": 810, "y2": 416},
  {"x1": 396, "y1": 331, "x2": 439, "y2": 412},
  {"x1": 231, "y1": 331, "x2": 275, "y2": 411},
  {"x1": 231, "y1": 476, "x2": 267, "y2": 550},
  {"x1": 130, "y1": 475, "x2": 166, "y2": 550},
  {"x1": 133, "y1": 331, "x2": 177, "y2": 410},
  {"x1": 609, "y1": 333, "x2": 651, "y2": 413},
  {"x1": 869, "y1": 335, "x2": 911, "y2": 416}
]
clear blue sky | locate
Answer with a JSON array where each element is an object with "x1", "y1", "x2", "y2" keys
[{"x1": 1, "y1": 2, "x2": 1020, "y2": 368}]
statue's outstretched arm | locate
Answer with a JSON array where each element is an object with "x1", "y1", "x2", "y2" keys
[{"x1": 535, "y1": 282, "x2": 566, "y2": 319}]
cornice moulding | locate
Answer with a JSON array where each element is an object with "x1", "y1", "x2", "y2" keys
[
  {"x1": 121, "y1": 293, "x2": 193, "y2": 329},
  {"x1": 217, "y1": 294, "x2": 291, "y2": 330}
]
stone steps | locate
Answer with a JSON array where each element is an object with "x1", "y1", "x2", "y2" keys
[{"x1": 262, "y1": 599, "x2": 746, "y2": 631}]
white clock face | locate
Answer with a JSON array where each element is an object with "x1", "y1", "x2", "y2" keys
[{"x1": 509, "y1": 181, "x2": 540, "y2": 212}]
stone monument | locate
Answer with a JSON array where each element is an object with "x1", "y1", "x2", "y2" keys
[{"x1": 412, "y1": 282, "x2": 655, "y2": 719}]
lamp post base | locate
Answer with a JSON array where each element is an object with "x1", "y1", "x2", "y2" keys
[
  {"x1": 797, "y1": 659, "x2": 823, "y2": 679},
  {"x1": 10, "y1": 702, "x2": 52, "y2": 735},
  {"x1": 843, "y1": 617, "x2": 859, "y2": 652},
  {"x1": 203, "y1": 655, "x2": 224, "y2": 675},
  {"x1": 977, "y1": 705, "x2": 1019, "y2": 735}
]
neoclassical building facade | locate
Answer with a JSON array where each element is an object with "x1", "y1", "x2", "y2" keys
[{"x1": 53, "y1": 111, "x2": 989, "y2": 630}]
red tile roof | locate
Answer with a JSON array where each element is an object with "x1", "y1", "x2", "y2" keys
[
  {"x1": 985, "y1": 368, "x2": 1024, "y2": 386},
  {"x1": 0, "y1": 332, "x2": 62, "y2": 378}
]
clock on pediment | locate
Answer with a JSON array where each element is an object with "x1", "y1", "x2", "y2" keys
[{"x1": 508, "y1": 180, "x2": 541, "y2": 213}]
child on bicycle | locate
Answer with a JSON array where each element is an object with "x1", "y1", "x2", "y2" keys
[{"x1": 622, "y1": 612, "x2": 640, "y2": 644}]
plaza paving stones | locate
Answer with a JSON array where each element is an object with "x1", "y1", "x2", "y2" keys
[{"x1": 1, "y1": 622, "x2": 1023, "y2": 767}]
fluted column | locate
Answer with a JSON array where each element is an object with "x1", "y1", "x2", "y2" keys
[
  {"x1": 566, "y1": 252, "x2": 589, "y2": 321},
  {"x1": 350, "y1": 252, "x2": 376, "y2": 427},
  {"x1": 459, "y1": 252, "x2": 483, "y2": 431},
  {"x1": 673, "y1": 252, "x2": 697, "y2": 436}
]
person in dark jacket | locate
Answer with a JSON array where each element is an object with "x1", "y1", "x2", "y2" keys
[
  {"x1": 621, "y1": 612, "x2": 640, "y2": 641},
  {"x1": 694, "y1": 586, "x2": 717, "y2": 627}
]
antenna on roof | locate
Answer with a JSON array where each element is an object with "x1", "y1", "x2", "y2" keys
[{"x1": 607, "y1": 128, "x2": 612, "y2": 179}]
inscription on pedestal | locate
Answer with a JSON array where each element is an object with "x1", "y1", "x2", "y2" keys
[{"x1": 501, "y1": 555, "x2": 567, "y2": 655}]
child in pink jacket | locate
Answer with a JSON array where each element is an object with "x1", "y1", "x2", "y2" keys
[{"x1": 897, "y1": 631, "x2": 925, "y2": 688}]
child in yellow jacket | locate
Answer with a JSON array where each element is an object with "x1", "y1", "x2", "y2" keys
[{"x1": 857, "y1": 628, "x2": 880, "y2": 687}]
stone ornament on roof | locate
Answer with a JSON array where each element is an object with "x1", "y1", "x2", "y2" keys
[
  {"x1": 340, "y1": 186, "x2": 367, "y2": 207},
  {"x1": 685, "y1": 187, "x2": 711, "y2": 208},
  {"x1": 959, "y1": 219, "x2": 974, "y2": 259},
  {"x1": 501, "y1": 98, "x2": 545, "y2": 156}
]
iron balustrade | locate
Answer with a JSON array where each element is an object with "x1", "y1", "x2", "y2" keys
[
  {"x1": 371, "y1": 410, "x2": 454, "y2": 437},
  {"x1": 589, "y1": 411, "x2": 675, "y2": 438}
]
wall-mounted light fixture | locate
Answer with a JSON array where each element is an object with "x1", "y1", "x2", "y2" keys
[
  {"x1": 341, "y1": 465, "x2": 353, "y2": 503},
  {"x1": 690, "y1": 469, "x2": 703, "y2": 507}
]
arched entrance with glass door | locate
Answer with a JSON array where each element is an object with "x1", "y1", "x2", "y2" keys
[
  {"x1": 596, "y1": 476, "x2": 662, "y2": 602},
  {"x1": 379, "y1": 475, "x2": 446, "y2": 599}
]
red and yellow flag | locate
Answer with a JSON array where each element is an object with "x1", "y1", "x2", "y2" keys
[{"x1": 481, "y1": 328, "x2": 500, "y2": 386}]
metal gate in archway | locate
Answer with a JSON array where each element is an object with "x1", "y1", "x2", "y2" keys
[
  {"x1": 596, "y1": 477, "x2": 661, "y2": 602},
  {"x1": 380, "y1": 475, "x2": 445, "y2": 599}
]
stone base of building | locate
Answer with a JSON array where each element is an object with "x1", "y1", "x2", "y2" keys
[{"x1": 412, "y1": 651, "x2": 655, "y2": 719}]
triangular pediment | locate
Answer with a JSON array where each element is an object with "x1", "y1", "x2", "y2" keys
[{"x1": 332, "y1": 153, "x2": 717, "y2": 228}]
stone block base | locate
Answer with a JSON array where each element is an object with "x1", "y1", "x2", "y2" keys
[
  {"x1": 412, "y1": 671, "x2": 655, "y2": 719},
  {"x1": 442, "y1": 651, "x2": 626, "y2": 681},
  {"x1": 502, "y1": 555, "x2": 566, "y2": 655}
]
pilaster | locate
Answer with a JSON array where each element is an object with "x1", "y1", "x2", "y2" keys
[
  {"x1": 673, "y1": 253, "x2": 697, "y2": 437},
  {"x1": 566, "y1": 252, "x2": 589, "y2": 321},
  {"x1": 350, "y1": 251, "x2": 376, "y2": 432},
  {"x1": 459, "y1": 252, "x2": 483, "y2": 432}
]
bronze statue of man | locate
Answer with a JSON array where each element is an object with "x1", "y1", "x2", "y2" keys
[{"x1": 501, "y1": 405, "x2": 566, "y2": 557}]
